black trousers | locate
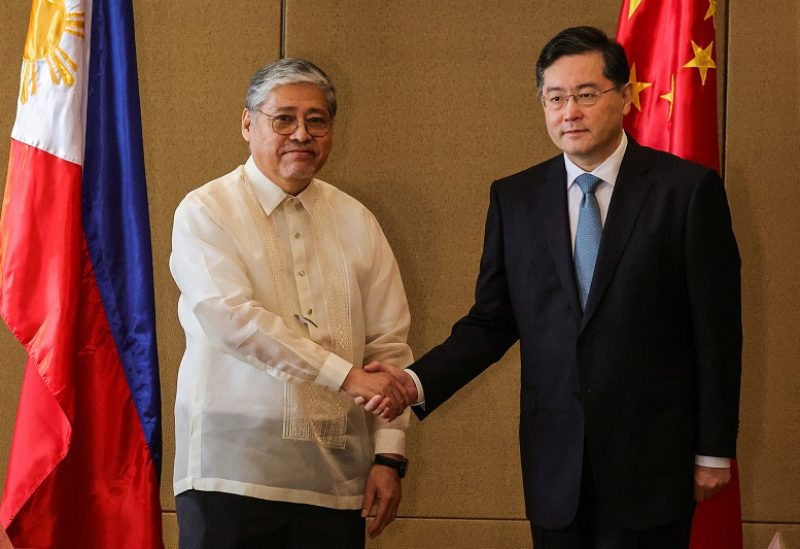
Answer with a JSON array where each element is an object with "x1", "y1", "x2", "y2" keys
[
  {"x1": 176, "y1": 490, "x2": 365, "y2": 549},
  {"x1": 531, "y1": 451, "x2": 695, "y2": 549}
]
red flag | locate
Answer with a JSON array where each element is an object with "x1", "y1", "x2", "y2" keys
[
  {"x1": 617, "y1": 0, "x2": 720, "y2": 171},
  {"x1": 616, "y1": 2, "x2": 743, "y2": 548},
  {"x1": 0, "y1": 1, "x2": 162, "y2": 547}
]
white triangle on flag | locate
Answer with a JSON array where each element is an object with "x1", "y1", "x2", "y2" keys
[{"x1": 768, "y1": 532, "x2": 788, "y2": 549}]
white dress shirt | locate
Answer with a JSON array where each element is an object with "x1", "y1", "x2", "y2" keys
[
  {"x1": 171, "y1": 157, "x2": 413, "y2": 509},
  {"x1": 408, "y1": 133, "x2": 728, "y2": 468}
]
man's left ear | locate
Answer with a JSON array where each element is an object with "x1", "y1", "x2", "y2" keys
[{"x1": 621, "y1": 83, "x2": 633, "y2": 115}]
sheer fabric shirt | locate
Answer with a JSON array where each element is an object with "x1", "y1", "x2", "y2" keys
[{"x1": 171, "y1": 157, "x2": 412, "y2": 509}]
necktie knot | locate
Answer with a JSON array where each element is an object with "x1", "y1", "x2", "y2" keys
[{"x1": 575, "y1": 173, "x2": 602, "y2": 195}]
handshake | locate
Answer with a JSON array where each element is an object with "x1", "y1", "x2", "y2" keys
[{"x1": 341, "y1": 362, "x2": 418, "y2": 420}]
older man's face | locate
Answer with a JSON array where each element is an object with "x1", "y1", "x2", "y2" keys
[{"x1": 242, "y1": 83, "x2": 333, "y2": 195}]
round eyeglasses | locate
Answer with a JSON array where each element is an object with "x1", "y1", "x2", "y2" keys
[
  {"x1": 255, "y1": 110, "x2": 332, "y2": 137},
  {"x1": 540, "y1": 86, "x2": 619, "y2": 111}
]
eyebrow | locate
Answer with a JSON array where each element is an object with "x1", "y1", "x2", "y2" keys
[
  {"x1": 271, "y1": 106, "x2": 329, "y2": 116},
  {"x1": 543, "y1": 83, "x2": 601, "y2": 93}
]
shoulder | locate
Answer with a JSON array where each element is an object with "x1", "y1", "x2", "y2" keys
[
  {"x1": 627, "y1": 141, "x2": 717, "y2": 183},
  {"x1": 313, "y1": 178, "x2": 381, "y2": 226},
  {"x1": 314, "y1": 178, "x2": 367, "y2": 208},
  {"x1": 491, "y1": 154, "x2": 564, "y2": 198},
  {"x1": 177, "y1": 165, "x2": 248, "y2": 215}
]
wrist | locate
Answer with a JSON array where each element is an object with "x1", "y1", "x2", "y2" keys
[
  {"x1": 340, "y1": 365, "x2": 362, "y2": 395},
  {"x1": 374, "y1": 454, "x2": 409, "y2": 478}
]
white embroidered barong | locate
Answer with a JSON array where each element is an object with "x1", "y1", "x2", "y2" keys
[{"x1": 171, "y1": 157, "x2": 412, "y2": 509}]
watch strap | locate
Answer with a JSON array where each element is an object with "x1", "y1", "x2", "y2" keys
[{"x1": 373, "y1": 454, "x2": 408, "y2": 478}]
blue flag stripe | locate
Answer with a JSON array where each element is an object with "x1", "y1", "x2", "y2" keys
[{"x1": 82, "y1": 0, "x2": 162, "y2": 475}]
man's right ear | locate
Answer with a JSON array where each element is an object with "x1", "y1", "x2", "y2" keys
[{"x1": 241, "y1": 108, "x2": 252, "y2": 141}]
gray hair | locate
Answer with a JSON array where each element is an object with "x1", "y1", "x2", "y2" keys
[{"x1": 245, "y1": 58, "x2": 337, "y2": 117}]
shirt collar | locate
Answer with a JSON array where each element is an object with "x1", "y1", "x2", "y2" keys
[
  {"x1": 244, "y1": 156, "x2": 317, "y2": 215},
  {"x1": 564, "y1": 131, "x2": 628, "y2": 189}
]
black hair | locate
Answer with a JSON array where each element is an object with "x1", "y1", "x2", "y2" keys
[{"x1": 535, "y1": 26, "x2": 630, "y2": 92}]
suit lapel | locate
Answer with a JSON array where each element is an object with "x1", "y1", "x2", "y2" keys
[
  {"x1": 581, "y1": 140, "x2": 654, "y2": 330},
  {"x1": 541, "y1": 158, "x2": 583, "y2": 322}
]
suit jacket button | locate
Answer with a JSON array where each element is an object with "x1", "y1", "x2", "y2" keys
[{"x1": 574, "y1": 389, "x2": 591, "y2": 402}]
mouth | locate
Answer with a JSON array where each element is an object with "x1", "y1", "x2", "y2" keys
[
  {"x1": 562, "y1": 129, "x2": 588, "y2": 137},
  {"x1": 282, "y1": 149, "x2": 316, "y2": 157}
]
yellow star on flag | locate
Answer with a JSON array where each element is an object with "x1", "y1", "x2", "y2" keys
[
  {"x1": 20, "y1": 0, "x2": 85, "y2": 104},
  {"x1": 683, "y1": 40, "x2": 716, "y2": 86},
  {"x1": 705, "y1": 0, "x2": 717, "y2": 25},
  {"x1": 659, "y1": 74, "x2": 675, "y2": 120},
  {"x1": 628, "y1": 0, "x2": 644, "y2": 19},
  {"x1": 628, "y1": 63, "x2": 652, "y2": 111}
]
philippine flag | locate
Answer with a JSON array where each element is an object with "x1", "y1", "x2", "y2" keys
[{"x1": 0, "y1": 1, "x2": 162, "y2": 547}]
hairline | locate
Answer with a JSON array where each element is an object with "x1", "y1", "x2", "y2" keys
[{"x1": 245, "y1": 59, "x2": 337, "y2": 118}]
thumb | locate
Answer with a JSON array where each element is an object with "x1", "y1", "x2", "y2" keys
[
  {"x1": 363, "y1": 361, "x2": 383, "y2": 373},
  {"x1": 362, "y1": 483, "x2": 376, "y2": 517}
]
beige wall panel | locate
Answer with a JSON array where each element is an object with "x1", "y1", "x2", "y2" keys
[
  {"x1": 0, "y1": 0, "x2": 37, "y2": 499},
  {"x1": 0, "y1": 3, "x2": 29, "y2": 178},
  {"x1": 163, "y1": 511, "x2": 179, "y2": 548},
  {"x1": 367, "y1": 517, "x2": 532, "y2": 549},
  {"x1": 743, "y1": 523, "x2": 800, "y2": 549},
  {"x1": 284, "y1": 0, "x2": 620, "y2": 519},
  {"x1": 726, "y1": 0, "x2": 800, "y2": 523}
]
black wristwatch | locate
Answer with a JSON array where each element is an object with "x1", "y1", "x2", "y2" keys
[{"x1": 373, "y1": 454, "x2": 409, "y2": 478}]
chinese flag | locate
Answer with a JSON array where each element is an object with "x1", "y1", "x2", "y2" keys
[{"x1": 616, "y1": 1, "x2": 743, "y2": 548}]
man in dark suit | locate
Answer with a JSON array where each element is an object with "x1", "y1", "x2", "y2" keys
[{"x1": 359, "y1": 26, "x2": 741, "y2": 548}]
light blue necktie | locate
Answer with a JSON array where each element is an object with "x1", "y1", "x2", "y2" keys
[{"x1": 574, "y1": 173, "x2": 603, "y2": 310}]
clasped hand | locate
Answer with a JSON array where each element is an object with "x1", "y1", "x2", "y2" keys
[{"x1": 342, "y1": 361, "x2": 417, "y2": 420}]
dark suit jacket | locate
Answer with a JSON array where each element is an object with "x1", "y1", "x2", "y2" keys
[{"x1": 412, "y1": 137, "x2": 741, "y2": 530}]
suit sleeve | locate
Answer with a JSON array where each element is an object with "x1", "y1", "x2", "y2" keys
[
  {"x1": 685, "y1": 170, "x2": 742, "y2": 457},
  {"x1": 412, "y1": 182, "x2": 520, "y2": 419}
]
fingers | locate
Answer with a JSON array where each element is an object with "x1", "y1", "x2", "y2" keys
[
  {"x1": 358, "y1": 391, "x2": 402, "y2": 420},
  {"x1": 367, "y1": 493, "x2": 398, "y2": 538},
  {"x1": 363, "y1": 361, "x2": 384, "y2": 373},
  {"x1": 694, "y1": 465, "x2": 731, "y2": 502},
  {"x1": 694, "y1": 484, "x2": 706, "y2": 502},
  {"x1": 361, "y1": 483, "x2": 376, "y2": 522},
  {"x1": 374, "y1": 364, "x2": 416, "y2": 407},
  {"x1": 347, "y1": 361, "x2": 418, "y2": 419},
  {"x1": 364, "y1": 467, "x2": 401, "y2": 538},
  {"x1": 355, "y1": 394, "x2": 395, "y2": 418},
  {"x1": 379, "y1": 378, "x2": 405, "y2": 411},
  {"x1": 367, "y1": 396, "x2": 392, "y2": 415},
  {"x1": 380, "y1": 406, "x2": 396, "y2": 420},
  {"x1": 342, "y1": 367, "x2": 399, "y2": 406},
  {"x1": 364, "y1": 364, "x2": 404, "y2": 409}
]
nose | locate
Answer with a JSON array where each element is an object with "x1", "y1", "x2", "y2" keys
[
  {"x1": 562, "y1": 96, "x2": 582, "y2": 120},
  {"x1": 289, "y1": 121, "x2": 312, "y2": 141}
]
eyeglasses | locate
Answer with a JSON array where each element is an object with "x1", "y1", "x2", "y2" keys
[
  {"x1": 255, "y1": 110, "x2": 332, "y2": 137},
  {"x1": 539, "y1": 86, "x2": 619, "y2": 111}
]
